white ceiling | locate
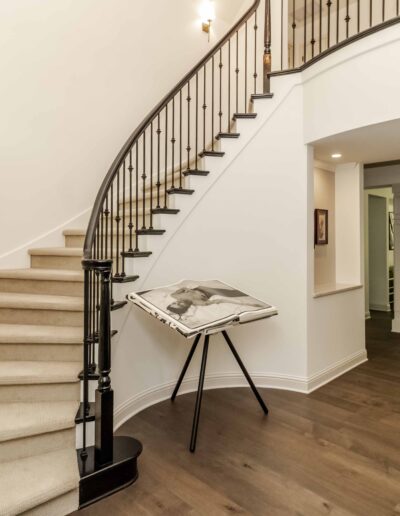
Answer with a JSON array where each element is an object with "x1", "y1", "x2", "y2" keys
[{"x1": 313, "y1": 118, "x2": 400, "y2": 166}]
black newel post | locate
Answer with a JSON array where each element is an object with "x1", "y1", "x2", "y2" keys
[
  {"x1": 94, "y1": 259, "x2": 114, "y2": 467},
  {"x1": 264, "y1": 0, "x2": 272, "y2": 93}
]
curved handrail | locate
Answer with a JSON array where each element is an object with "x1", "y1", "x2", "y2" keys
[{"x1": 83, "y1": 0, "x2": 261, "y2": 258}]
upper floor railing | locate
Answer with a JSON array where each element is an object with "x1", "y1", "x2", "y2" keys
[{"x1": 270, "y1": 0, "x2": 400, "y2": 72}]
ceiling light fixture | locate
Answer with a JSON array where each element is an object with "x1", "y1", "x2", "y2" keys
[{"x1": 331, "y1": 153, "x2": 342, "y2": 159}]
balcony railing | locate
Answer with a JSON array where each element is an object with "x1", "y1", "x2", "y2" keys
[{"x1": 269, "y1": 0, "x2": 400, "y2": 73}]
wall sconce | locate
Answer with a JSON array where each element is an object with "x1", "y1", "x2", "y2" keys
[{"x1": 201, "y1": 1, "x2": 215, "y2": 42}]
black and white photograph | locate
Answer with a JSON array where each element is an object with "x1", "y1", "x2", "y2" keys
[{"x1": 128, "y1": 279, "x2": 277, "y2": 337}]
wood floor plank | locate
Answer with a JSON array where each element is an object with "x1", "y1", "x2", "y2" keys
[{"x1": 73, "y1": 313, "x2": 400, "y2": 516}]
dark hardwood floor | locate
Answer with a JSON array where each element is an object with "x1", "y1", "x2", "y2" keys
[{"x1": 74, "y1": 313, "x2": 400, "y2": 515}]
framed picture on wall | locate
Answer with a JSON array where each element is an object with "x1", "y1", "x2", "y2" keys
[
  {"x1": 314, "y1": 209, "x2": 328, "y2": 245},
  {"x1": 389, "y1": 212, "x2": 394, "y2": 251}
]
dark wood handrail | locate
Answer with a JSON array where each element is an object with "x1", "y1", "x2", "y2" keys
[{"x1": 83, "y1": 0, "x2": 261, "y2": 258}]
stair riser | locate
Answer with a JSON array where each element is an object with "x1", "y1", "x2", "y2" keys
[
  {"x1": 0, "y1": 428, "x2": 75, "y2": 464},
  {"x1": 0, "y1": 278, "x2": 83, "y2": 296},
  {"x1": 31, "y1": 255, "x2": 82, "y2": 271},
  {"x1": 0, "y1": 308, "x2": 83, "y2": 327},
  {"x1": 0, "y1": 382, "x2": 80, "y2": 402},
  {"x1": 23, "y1": 488, "x2": 79, "y2": 516},
  {"x1": 0, "y1": 344, "x2": 82, "y2": 362},
  {"x1": 64, "y1": 235, "x2": 84, "y2": 248}
]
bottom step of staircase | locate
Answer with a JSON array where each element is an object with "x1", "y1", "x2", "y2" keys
[{"x1": 77, "y1": 435, "x2": 143, "y2": 508}]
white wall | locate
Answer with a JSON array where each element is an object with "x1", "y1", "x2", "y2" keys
[
  {"x1": 368, "y1": 195, "x2": 390, "y2": 311},
  {"x1": 364, "y1": 187, "x2": 394, "y2": 313},
  {"x1": 301, "y1": 23, "x2": 400, "y2": 143},
  {"x1": 0, "y1": 0, "x2": 251, "y2": 267},
  {"x1": 109, "y1": 22, "x2": 400, "y2": 425},
  {"x1": 112, "y1": 79, "x2": 310, "y2": 426}
]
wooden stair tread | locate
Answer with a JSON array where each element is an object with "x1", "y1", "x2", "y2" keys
[
  {"x1": 0, "y1": 401, "x2": 78, "y2": 442},
  {"x1": 0, "y1": 448, "x2": 79, "y2": 515},
  {"x1": 0, "y1": 268, "x2": 84, "y2": 282},
  {"x1": 0, "y1": 324, "x2": 82, "y2": 344},
  {"x1": 0, "y1": 360, "x2": 81, "y2": 385},
  {"x1": 28, "y1": 247, "x2": 82, "y2": 257},
  {"x1": 0, "y1": 292, "x2": 83, "y2": 311}
]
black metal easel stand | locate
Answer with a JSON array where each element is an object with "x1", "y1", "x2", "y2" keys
[{"x1": 171, "y1": 330, "x2": 268, "y2": 452}]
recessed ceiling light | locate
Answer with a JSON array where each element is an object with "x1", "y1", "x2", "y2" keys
[{"x1": 331, "y1": 153, "x2": 342, "y2": 159}]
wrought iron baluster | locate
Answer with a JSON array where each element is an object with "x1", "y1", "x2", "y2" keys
[
  {"x1": 128, "y1": 150, "x2": 133, "y2": 251},
  {"x1": 370, "y1": 0, "x2": 373, "y2": 27},
  {"x1": 110, "y1": 182, "x2": 114, "y2": 301},
  {"x1": 228, "y1": 39, "x2": 231, "y2": 131},
  {"x1": 327, "y1": 0, "x2": 332, "y2": 48},
  {"x1": 244, "y1": 21, "x2": 248, "y2": 112},
  {"x1": 164, "y1": 105, "x2": 168, "y2": 207},
  {"x1": 219, "y1": 49, "x2": 223, "y2": 134},
  {"x1": 319, "y1": 0, "x2": 323, "y2": 54},
  {"x1": 211, "y1": 57, "x2": 215, "y2": 148},
  {"x1": 311, "y1": 0, "x2": 315, "y2": 58},
  {"x1": 179, "y1": 90, "x2": 183, "y2": 187},
  {"x1": 121, "y1": 162, "x2": 126, "y2": 277},
  {"x1": 187, "y1": 83, "x2": 191, "y2": 170},
  {"x1": 142, "y1": 131, "x2": 147, "y2": 229},
  {"x1": 203, "y1": 65, "x2": 207, "y2": 152},
  {"x1": 171, "y1": 98, "x2": 175, "y2": 189},
  {"x1": 235, "y1": 31, "x2": 239, "y2": 113},
  {"x1": 135, "y1": 144, "x2": 139, "y2": 251},
  {"x1": 336, "y1": 0, "x2": 340, "y2": 44},
  {"x1": 382, "y1": 0, "x2": 385, "y2": 21},
  {"x1": 100, "y1": 207, "x2": 104, "y2": 261},
  {"x1": 253, "y1": 11, "x2": 258, "y2": 93},
  {"x1": 104, "y1": 195, "x2": 109, "y2": 259},
  {"x1": 195, "y1": 74, "x2": 199, "y2": 173},
  {"x1": 357, "y1": 0, "x2": 360, "y2": 32},
  {"x1": 345, "y1": 0, "x2": 350, "y2": 38},
  {"x1": 150, "y1": 122, "x2": 154, "y2": 229},
  {"x1": 292, "y1": 0, "x2": 297, "y2": 67},
  {"x1": 156, "y1": 114, "x2": 161, "y2": 208},
  {"x1": 304, "y1": 0, "x2": 307, "y2": 63},
  {"x1": 115, "y1": 170, "x2": 120, "y2": 277}
]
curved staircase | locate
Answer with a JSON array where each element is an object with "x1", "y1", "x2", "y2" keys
[
  {"x1": 0, "y1": 244, "x2": 83, "y2": 514},
  {"x1": 2, "y1": 0, "x2": 399, "y2": 513}
]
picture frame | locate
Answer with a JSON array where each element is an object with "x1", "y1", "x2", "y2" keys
[
  {"x1": 389, "y1": 212, "x2": 394, "y2": 251},
  {"x1": 314, "y1": 209, "x2": 328, "y2": 245}
]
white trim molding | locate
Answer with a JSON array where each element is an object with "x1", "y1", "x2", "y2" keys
[{"x1": 114, "y1": 349, "x2": 368, "y2": 430}]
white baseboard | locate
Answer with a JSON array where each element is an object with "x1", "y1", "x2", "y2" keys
[
  {"x1": 306, "y1": 349, "x2": 368, "y2": 393},
  {"x1": 369, "y1": 303, "x2": 391, "y2": 312},
  {"x1": 114, "y1": 349, "x2": 368, "y2": 430}
]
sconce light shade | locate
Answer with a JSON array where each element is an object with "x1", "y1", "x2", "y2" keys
[
  {"x1": 201, "y1": 0, "x2": 215, "y2": 41},
  {"x1": 200, "y1": 0, "x2": 215, "y2": 23}
]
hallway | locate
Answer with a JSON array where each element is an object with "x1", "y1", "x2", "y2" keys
[{"x1": 76, "y1": 314, "x2": 400, "y2": 515}]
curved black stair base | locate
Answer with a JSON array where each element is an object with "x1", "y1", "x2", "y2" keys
[{"x1": 78, "y1": 436, "x2": 143, "y2": 509}]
